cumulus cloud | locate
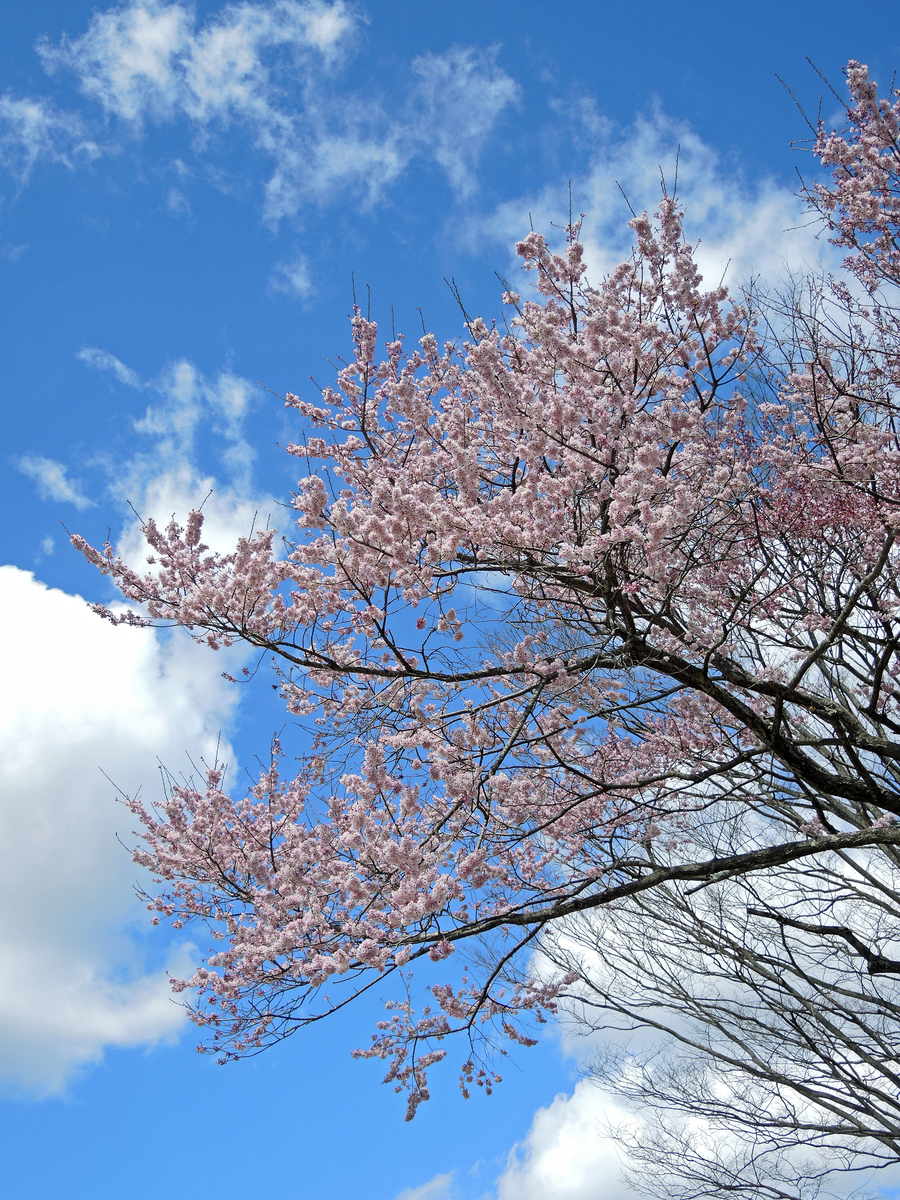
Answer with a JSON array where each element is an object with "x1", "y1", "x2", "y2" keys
[
  {"x1": 491, "y1": 899, "x2": 900, "y2": 1200},
  {"x1": 7, "y1": 347, "x2": 281, "y2": 1101},
  {"x1": 116, "y1": 457, "x2": 276, "y2": 565},
  {"x1": 477, "y1": 104, "x2": 835, "y2": 294},
  {"x1": 0, "y1": 565, "x2": 241, "y2": 1093},
  {"x1": 492, "y1": 1069, "x2": 900, "y2": 1200},
  {"x1": 495, "y1": 1081, "x2": 637, "y2": 1200},
  {"x1": 15, "y1": 454, "x2": 95, "y2": 510}
]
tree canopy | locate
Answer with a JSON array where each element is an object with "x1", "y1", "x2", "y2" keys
[{"x1": 75, "y1": 59, "x2": 900, "y2": 1183}]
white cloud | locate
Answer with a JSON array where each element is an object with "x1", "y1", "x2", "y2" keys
[
  {"x1": 39, "y1": 0, "x2": 358, "y2": 126},
  {"x1": 264, "y1": 128, "x2": 407, "y2": 219},
  {"x1": 15, "y1": 454, "x2": 95, "y2": 510},
  {"x1": 495, "y1": 1081, "x2": 638, "y2": 1200},
  {"x1": 131, "y1": 358, "x2": 258, "y2": 481},
  {"x1": 78, "y1": 345, "x2": 143, "y2": 388},
  {"x1": 492, "y1": 1067, "x2": 900, "y2": 1200},
  {"x1": 259, "y1": 43, "x2": 519, "y2": 215},
  {"x1": 504, "y1": 899, "x2": 900, "y2": 1200},
  {"x1": 478, "y1": 105, "x2": 835, "y2": 295},
  {"x1": 5, "y1": 358, "x2": 282, "y2": 1099},
  {"x1": 0, "y1": 93, "x2": 97, "y2": 183},
  {"x1": 269, "y1": 249, "x2": 314, "y2": 299},
  {"x1": 73, "y1": 346, "x2": 276, "y2": 557},
  {"x1": 166, "y1": 184, "x2": 190, "y2": 213},
  {"x1": 36, "y1": 0, "x2": 370, "y2": 220},
  {"x1": 409, "y1": 46, "x2": 519, "y2": 197},
  {"x1": 39, "y1": 0, "x2": 195, "y2": 124},
  {"x1": 0, "y1": 565, "x2": 242, "y2": 1093},
  {"x1": 26, "y1": 2, "x2": 517, "y2": 219},
  {"x1": 134, "y1": 357, "x2": 252, "y2": 441},
  {"x1": 116, "y1": 458, "x2": 277, "y2": 564},
  {"x1": 395, "y1": 1172, "x2": 455, "y2": 1200},
  {"x1": 74, "y1": 347, "x2": 280, "y2": 559}
]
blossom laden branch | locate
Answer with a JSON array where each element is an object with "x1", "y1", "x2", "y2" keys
[{"x1": 75, "y1": 61, "x2": 900, "y2": 1118}]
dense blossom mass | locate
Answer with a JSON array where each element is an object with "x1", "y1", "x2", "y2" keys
[{"x1": 76, "y1": 62, "x2": 900, "y2": 1121}]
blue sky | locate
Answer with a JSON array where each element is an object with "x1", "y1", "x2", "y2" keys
[{"x1": 2, "y1": 3, "x2": 900, "y2": 1199}]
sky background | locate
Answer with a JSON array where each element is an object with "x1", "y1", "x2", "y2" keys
[{"x1": 2, "y1": 3, "x2": 900, "y2": 1199}]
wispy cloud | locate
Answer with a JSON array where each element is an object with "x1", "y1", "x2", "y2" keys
[
  {"x1": 35, "y1": 0, "x2": 367, "y2": 221},
  {"x1": 165, "y1": 184, "x2": 190, "y2": 214},
  {"x1": 6, "y1": 2, "x2": 517, "y2": 221},
  {"x1": 74, "y1": 345, "x2": 279, "y2": 559},
  {"x1": 15, "y1": 454, "x2": 95, "y2": 510},
  {"x1": 268, "y1": 249, "x2": 314, "y2": 299},
  {"x1": 77, "y1": 345, "x2": 143, "y2": 388},
  {"x1": 38, "y1": 0, "x2": 358, "y2": 126},
  {"x1": 0, "y1": 94, "x2": 98, "y2": 184},
  {"x1": 133, "y1": 359, "x2": 255, "y2": 466},
  {"x1": 1, "y1": 242, "x2": 29, "y2": 262},
  {"x1": 409, "y1": 46, "x2": 519, "y2": 197},
  {"x1": 395, "y1": 1172, "x2": 455, "y2": 1200}
]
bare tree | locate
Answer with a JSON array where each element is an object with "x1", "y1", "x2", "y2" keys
[{"x1": 542, "y1": 817, "x2": 900, "y2": 1199}]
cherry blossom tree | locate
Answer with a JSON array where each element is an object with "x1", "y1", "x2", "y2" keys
[{"x1": 75, "y1": 59, "x2": 900, "y2": 1164}]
